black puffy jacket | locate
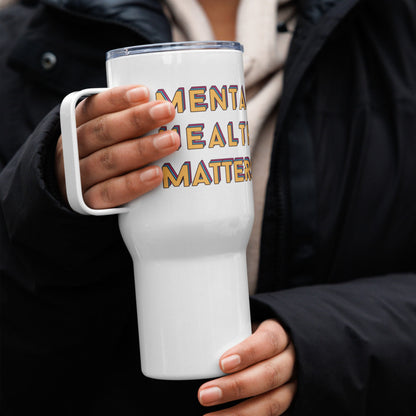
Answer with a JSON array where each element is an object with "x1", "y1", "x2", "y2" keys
[{"x1": 1, "y1": 0, "x2": 416, "y2": 415}]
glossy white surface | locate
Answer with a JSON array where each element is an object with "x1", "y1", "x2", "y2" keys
[
  {"x1": 111, "y1": 46, "x2": 254, "y2": 379},
  {"x1": 62, "y1": 43, "x2": 254, "y2": 379}
]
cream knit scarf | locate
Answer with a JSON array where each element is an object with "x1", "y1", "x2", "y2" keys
[{"x1": 164, "y1": 0, "x2": 295, "y2": 293}]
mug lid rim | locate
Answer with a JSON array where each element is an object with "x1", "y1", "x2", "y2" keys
[{"x1": 106, "y1": 41, "x2": 243, "y2": 60}]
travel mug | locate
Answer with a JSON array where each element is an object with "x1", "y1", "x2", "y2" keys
[{"x1": 60, "y1": 41, "x2": 254, "y2": 380}]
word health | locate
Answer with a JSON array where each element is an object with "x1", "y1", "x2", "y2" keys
[{"x1": 160, "y1": 121, "x2": 249, "y2": 150}]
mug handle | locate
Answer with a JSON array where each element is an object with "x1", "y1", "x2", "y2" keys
[{"x1": 60, "y1": 88, "x2": 129, "y2": 216}]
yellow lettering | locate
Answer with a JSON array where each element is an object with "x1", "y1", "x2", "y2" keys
[
  {"x1": 244, "y1": 157, "x2": 252, "y2": 181},
  {"x1": 208, "y1": 122, "x2": 226, "y2": 148},
  {"x1": 162, "y1": 162, "x2": 191, "y2": 188},
  {"x1": 233, "y1": 158, "x2": 245, "y2": 183},
  {"x1": 186, "y1": 124, "x2": 205, "y2": 149},
  {"x1": 239, "y1": 86, "x2": 246, "y2": 110},
  {"x1": 189, "y1": 87, "x2": 208, "y2": 112},
  {"x1": 239, "y1": 122, "x2": 247, "y2": 146},
  {"x1": 228, "y1": 85, "x2": 238, "y2": 110},
  {"x1": 221, "y1": 159, "x2": 234, "y2": 183},
  {"x1": 209, "y1": 86, "x2": 228, "y2": 111},
  {"x1": 155, "y1": 88, "x2": 185, "y2": 113},
  {"x1": 192, "y1": 161, "x2": 212, "y2": 186},
  {"x1": 227, "y1": 122, "x2": 239, "y2": 147},
  {"x1": 208, "y1": 160, "x2": 222, "y2": 184}
]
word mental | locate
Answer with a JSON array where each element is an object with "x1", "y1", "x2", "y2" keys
[{"x1": 155, "y1": 84, "x2": 247, "y2": 113}]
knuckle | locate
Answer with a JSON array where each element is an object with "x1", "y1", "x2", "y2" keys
[
  {"x1": 93, "y1": 116, "x2": 111, "y2": 144},
  {"x1": 263, "y1": 321, "x2": 287, "y2": 353},
  {"x1": 83, "y1": 190, "x2": 99, "y2": 209},
  {"x1": 135, "y1": 139, "x2": 146, "y2": 160},
  {"x1": 98, "y1": 183, "x2": 115, "y2": 206},
  {"x1": 229, "y1": 410, "x2": 245, "y2": 416},
  {"x1": 228, "y1": 377, "x2": 246, "y2": 399},
  {"x1": 84, "y1": 183, "x2": 114, "y2": 208},
  {"x1": 263, "y1": 362, "x2": 281, "y2": 390},
  {"x1": 99, "y1": 183, "x2": 114, "y2": 205},
  {"x1": 108, "y1": 87, "x2": 128, "y2": 108},
  {"x1": 129, "y1": 106, "x2": 145, "y2": 131},
  {"x1": 242, "y1": 343, "x2": 258, "y2": 365},
  {"x1": 99, "y1": 149, "x2": 116, "y2": 171},
  {"x1": 266, "y1": 396, "x2": 282, "y2": 416},
  {"x1": 124, "y1": 173, "x2": 141, "y2": 196},
  {"x1": 79, "y1": 161, "x2": 92, "y2": 190},
  {"x1": 107, "y1": 88, "x2": 120, "y2": 106}
]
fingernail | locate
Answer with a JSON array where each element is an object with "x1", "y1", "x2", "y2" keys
[
  {"x1": 140, "y1": 166, "x2": 160, "y2": 183},
  {"x1": 149, "y1": 102, "x2": 173, "y2": 121},
  {"x1": 221, "y1": 354, "x2": 241, "y2": 372},
  {"x1": 199, "y1": 386, "x2": 222, "y2": 405},
  {"x1": 153, "y1": 131, "x2": 178, "y2": 150},
  {"x1": 126, "y1": 86, "x2": 149, "y2": 103}
]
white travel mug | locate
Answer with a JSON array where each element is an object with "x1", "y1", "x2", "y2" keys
[{"x1": 60, "y1": 41, "x2": 254, "y2": 380}]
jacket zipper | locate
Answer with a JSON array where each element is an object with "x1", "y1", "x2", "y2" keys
[{"x1": 258, "y1": 0, "x2": 361, "y2": 292}]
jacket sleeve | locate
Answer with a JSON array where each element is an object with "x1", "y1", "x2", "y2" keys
[
  {"x1": 0, "y1": 105, "x2": 132, "y2": 287},
  {"x1": 0, "y1": 106, "x2": 136, "y2": 412},
  {"x1": 250, "y1": 273, "x2": 416, "y2": 415}
]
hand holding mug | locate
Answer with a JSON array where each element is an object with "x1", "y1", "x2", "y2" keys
[
  {"x1": 55, "y1": 85, "x2": 180, "y2": 208},
  {"x1": 199, "y1": 320, "x2": 297, "y2": 416}
]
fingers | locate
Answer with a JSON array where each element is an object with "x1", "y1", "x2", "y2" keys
[
  {"x1": 77, "y1": 100, "x2": 175, "y2": 158},
  {"x1": 75, "y1": 85, "x2": 150, "y2": 126},
  {"x1": 83, "y1": 165, "x2": 163, "y2": 209},
  {"x1": 79, "y1": 130, "x2": 180, "y2": 190},
  {"x1": 80, "y1": 129, "x2": 180, "y2": 209},
  {"x1": 202, "y1": 381, "x2": 297, "y2": 416},
  {"x1": 198, "y1": 320, "x2": 297, "y2": 416},
  {"x1": 56, "y1": 85, "x2": 179, "y2": 209},
  {"x1": 220, "y1": 319, "x2": 290, "y2": 374},
  {"x1": 199, "y1": 342, "x2": 296, "y2": 407}
]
